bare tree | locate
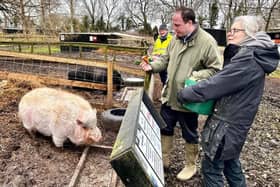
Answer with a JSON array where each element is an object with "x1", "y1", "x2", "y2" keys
[
  {"x1": 0, "y1": 0, "x2": 60, "y2": 33},
  {"x1": 261, "y1": 0, "x2": 280, "y2": 31},
  {"x1": 209, "y1": 0, "x2": 219, "y2": 27},
  {"x1": 58, "y1": 0, "x2": 77, "y2": 32},
  {"x1": 124, "y1": 0, "x2": 157, "y2": 34},
  {"x1": 158, "y1": 0, "x2": 190, "y2": 8},
  {"x1": 98, "y1": 0, "x2": 120, "y2": 31},
  {"x1": 158, "y1": 0, "x2": 211, "y2": 28},
  {"x1": 218, "y1": 0, "x2": 280, "y2": 30},
  {"x1": 70, "y1": 0, "x2": 75, "y2": 32},
  {"x1": 0, "y1": 0, "x2": 16, "y2": 27},
  {"x1": 1, "y1": 0, "x2": 279, "y2": 35},
  {"x1": 82, "y1": 0, "x2": 98, "y2": 30},
  {"x1": 218, "y1": 0, "x2": 248, "y2": 28},
  {"x1": 0, "y1": 0, "x2": 30, "y2": 32},
  {"x1": 40, "y1": 0, "x2": 46, "y2": 32},
  {"x1": 154, "y1": 1, "x2": 173, "y2": 25},
  {"x1": 17, "y1": 0, "x2": 40, "y2": 33}
]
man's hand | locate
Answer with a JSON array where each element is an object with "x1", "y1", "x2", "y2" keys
[{"x1": 140, "y1": 61, "x2": 152, "y2": 71}]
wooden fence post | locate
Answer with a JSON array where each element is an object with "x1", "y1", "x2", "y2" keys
[
  {"x1": 107, "y1": 61, "x2": 113, "y2": 108},
  {"x1": 31, "y1": 43, "x2": 34, "y2": 53},
  {"x1": 79, "y1": 46, "x2": 82, "y2": 58},
  {"x1": 105, "y1": 47, "x2": 113, "y2": 108},
  {"x1": 69, "y1": 45, "x2": 72, "y2": 53},
  {"x1": 48, "y1": 43, "x2": 51, "y2": 55}
]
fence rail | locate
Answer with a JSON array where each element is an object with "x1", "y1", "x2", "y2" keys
[{"x1": 0, "y1": 40, "x2": 148, "y2": 56}]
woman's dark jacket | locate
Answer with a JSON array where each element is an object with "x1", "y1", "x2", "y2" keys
[{"x1": 177, "y1": 32, "x2": 280, "y2": 160}]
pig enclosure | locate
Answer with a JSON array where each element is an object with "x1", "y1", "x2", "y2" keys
[
  {"x1": 0, "y1": 80, "x2": 122, "y2": 186},
  {"x1": 0, "y1": 49, "x2": 159, "y2": 187},
  {"x1": 1, "y1": 77, "x2": 280, "y2": 187},
  {"x1": 0, "y1": 51, "x2": 279, "y2": 186}
]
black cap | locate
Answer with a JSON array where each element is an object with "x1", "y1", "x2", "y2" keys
[{"x1": 159, "y1": 24, "x2": 168, "y2": 31}]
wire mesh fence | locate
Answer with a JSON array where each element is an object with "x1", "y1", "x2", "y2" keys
[{"x1": 0, "y1": 56, "x2": 125, "y2": 89}]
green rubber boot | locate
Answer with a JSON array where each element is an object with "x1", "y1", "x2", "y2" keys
[
  {"x1": 176, "y1": 143, "x2": 199, "y2": 181},
  {"x1": 161, "y1": 135, "x2": 173, "y2": 168}
]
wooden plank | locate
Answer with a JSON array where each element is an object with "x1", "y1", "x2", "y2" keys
[
  {"x1": 0, "y1": 41, "x2": 147, "y2": 51},
  {"x1": 114, "y1": 65, "x2": 145, "y2": 77},
  {"x1": 0, "y1": 50, "x2": 145, "y2": 77},
  {"x1": 107, "y1": 61, "x2": 113, "y2": 107},
  {"x1": 90, "y1": 144, "x2": 113, "y2": 150},
  {"x1": 0, "y1": 50, "x2": 107, "y2": 68},
  {"x1": 68, "y1": 146, "x2": 90, "y2": 187}
]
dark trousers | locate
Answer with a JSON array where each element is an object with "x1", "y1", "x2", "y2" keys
[
  {"x1": 160, "y1": 104, "x2": 199, "y2": 144},
  {"x1": 202, "y1": 155, "x2": 246, "y2": 187},
  {"x1": 159, "y1": 70, "x2": 167, "y2": 85}
]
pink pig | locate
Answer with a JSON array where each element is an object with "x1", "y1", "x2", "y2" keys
[{"x1": 18, "y1": 87, "x2": 102, "y2": 147}]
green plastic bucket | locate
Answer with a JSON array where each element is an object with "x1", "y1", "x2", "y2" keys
[{"x1": 183, "y1": 79, "x2": 214, "y2": 115}]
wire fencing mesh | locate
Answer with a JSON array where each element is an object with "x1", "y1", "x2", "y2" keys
[{"x1": 0, "y1": 56, "x2": 124, "y2": 87}]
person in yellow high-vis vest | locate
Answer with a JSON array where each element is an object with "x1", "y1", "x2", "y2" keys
[{"x1": 152, "y1": 24, "x2": 173, "y2": 85}]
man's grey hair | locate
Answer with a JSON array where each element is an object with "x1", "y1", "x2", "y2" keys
[{"x1": 233, "y1": 15, "x2": 265, "y2": 38}]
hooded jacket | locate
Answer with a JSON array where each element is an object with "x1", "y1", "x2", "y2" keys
[{"x1": 178, "y1": 32, "x2": 280, "y2": 160}]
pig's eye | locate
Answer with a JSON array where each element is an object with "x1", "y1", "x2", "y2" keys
[{"x1": 76, "y1": 119, "x2": 83, "y2": 126}]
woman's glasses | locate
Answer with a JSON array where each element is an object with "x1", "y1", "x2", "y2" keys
[{"x1": 228, "y1": 28, "x2": 245, "y2": 35}]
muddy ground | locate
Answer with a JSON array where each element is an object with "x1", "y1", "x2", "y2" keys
[
  {"x1": 0, "y1": 80, "x2": 121, "y2": 187},
  {"x1": 0, "y1": 74, "x2": 279, "y2": 187}
]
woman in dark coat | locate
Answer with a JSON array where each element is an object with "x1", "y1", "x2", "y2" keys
[{"x1": 177, "y1": 15, "x2": 280, "y2": 186}]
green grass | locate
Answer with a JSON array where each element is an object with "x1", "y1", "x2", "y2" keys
[
  {"x1": 269, "y1": 69, "x2": 280, "y2": 78},
  {"x1": 20, "y1": 45, "x2": 60, "y2": 54}
]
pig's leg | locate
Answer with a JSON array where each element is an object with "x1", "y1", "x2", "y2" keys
[
  {"x1": 25, "y1": 127, "x2": 36, "y2": 139},
  {"x1": 52, "y1": 136, "x2": 66, "y2": 147},
  {"x1": 21, "y1": 120, "x2": 36, "y2": 139},
  {"x1": 19, "y1": 109, "x2": 37, "y2": 138}
]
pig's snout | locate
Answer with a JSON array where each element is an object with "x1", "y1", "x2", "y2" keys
[{"x1": 86, "y1": 127, "x2": 102, "y2": 143}]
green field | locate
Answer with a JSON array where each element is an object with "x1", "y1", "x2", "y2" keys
[{"x1": 22, "y1": 45, "x2": 60, "y2": 54}]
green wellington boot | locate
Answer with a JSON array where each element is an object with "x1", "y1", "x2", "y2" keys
[
  {"x1": 161, "y1": 135, "x2": 173, "y2": 168},
  {"x1": 176, "y1": 143, "x2": 199, "y2": 181}
]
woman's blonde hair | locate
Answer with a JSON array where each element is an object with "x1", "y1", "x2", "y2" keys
[{"x1": 233, "y1": 15, "x2": 265, "y2": 38}]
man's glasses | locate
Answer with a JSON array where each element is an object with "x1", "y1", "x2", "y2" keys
[{"x1": 228, "y1": 28, "x2": 245, "y2": 35}]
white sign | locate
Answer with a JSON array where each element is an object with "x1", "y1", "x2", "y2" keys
[
  {"x1": 140, "y1": 102, "x2": 161, "y2": 139},
  {"x1": 60, "y1": 34, "x2": 65, "y2": 41},
  {"x1": 136, "y1": 129, "x2": 164, "y2": 186},
  {"x1": 134, "y1": 101, "x2": 164, "y2": 186},
  {"x1": 138, "y1": 112, "x2": 162, "y2": 157}
]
